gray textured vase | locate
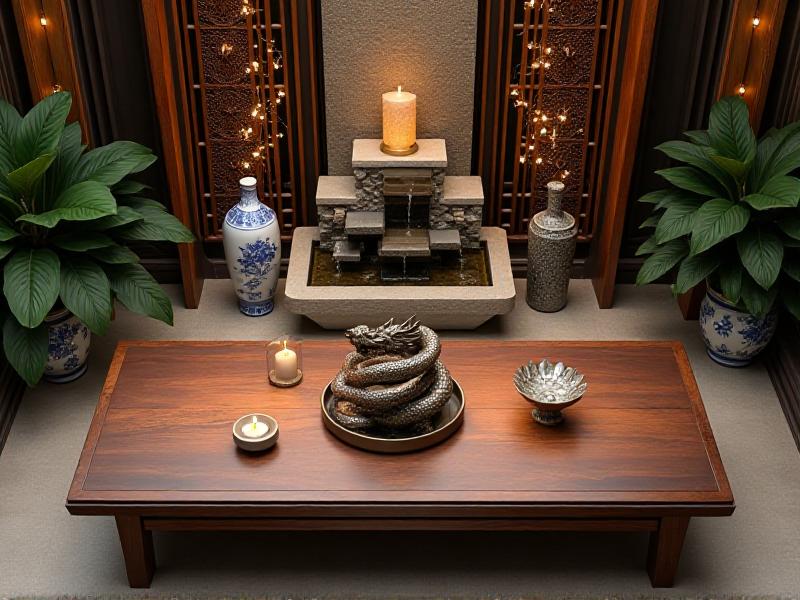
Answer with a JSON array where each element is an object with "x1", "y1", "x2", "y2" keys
[{"x1": 526, "y1": 180, "x2": 577, "y2": 312}]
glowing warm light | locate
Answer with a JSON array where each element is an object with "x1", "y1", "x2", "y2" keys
[
  {"x1": 535, "y1": 157, "x2": 543, "y2": 165},
  {"x1": 220, "y1": 42, "x2": 233, "y2": 56},
  {"x1": 51, "y1": 84, "x2": 63, "y2": 94},
  {"x1": 39, "y1": 14, "x2": 48, "y2": 26},
  {"x1": 382, "y1": 85, "x2": 416, "y2": 152},
  {"x1": 752, "y1": 16, "x2": 760, "y2": 27},
  {"x1": 737, "y1": 84, "x2": 746, "y2": 96}
]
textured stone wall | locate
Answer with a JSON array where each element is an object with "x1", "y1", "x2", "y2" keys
[
  {"x1": 429, "y1": 204, "x2": 482, "y2": 249},
  {"x1": 320, "y1": 0, "x2": 479, "y2": 176},
  {"x1": 319, "y1": 206, "x2": 349, "y2": 251},
  {"x1": 353, "y1": 169, "x2": 384, "y2": 210},
  {"x1": 320, "y1": 167, "x2": 481, "y2": 250}
]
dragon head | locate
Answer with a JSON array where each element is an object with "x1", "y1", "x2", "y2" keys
[{"x1": 345, "y1": 316, "x2": 423, "y2": 356}]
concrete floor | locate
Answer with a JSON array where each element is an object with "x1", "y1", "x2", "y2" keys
[{"x1": 1, "y1": 279, "x2": 799, "y2": 599}]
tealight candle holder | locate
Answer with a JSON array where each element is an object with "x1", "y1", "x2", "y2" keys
[
  {"x1": 267, "y1": 335, "x2": 303, "y2": 387},
  {"x1": 232, "y1": 413, "x2": 279, "y2": 452}
]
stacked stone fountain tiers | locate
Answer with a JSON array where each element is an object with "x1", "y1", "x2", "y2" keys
[
  {"x1": 331, "y1": 317, "x2": 453, "y2": 436},
  {"x1": 317, "y1": 139, "x2": 484, "y2": 280},
  {"x1": 284, "y1": 138, "x2": 516, "y2": 330}
]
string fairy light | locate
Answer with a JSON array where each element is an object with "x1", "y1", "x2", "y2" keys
[
  {"x1": 36, "y1": 2, "x2": 63, "y2": 95},
  {"x1": 218, "y1": 0, "x2": 288, "y2": 175},
  {"x1": 735, "y1": 1, "x2": 764, "y2": 98},
  {"x1": 513, "y1": 0, "x2": 579, "y2": 181}
]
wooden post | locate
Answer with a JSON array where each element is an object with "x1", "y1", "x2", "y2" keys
[
  {"x1": 140, "y1": 0, "x2": 204, "y2": 308},
  {"x1": 590, "y1": 0, "x2": 660, "y2": 308}
]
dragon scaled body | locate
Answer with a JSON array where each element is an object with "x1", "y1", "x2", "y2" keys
[{"x1": 331, "y1": 317, "x2": 453, "y2": 433}]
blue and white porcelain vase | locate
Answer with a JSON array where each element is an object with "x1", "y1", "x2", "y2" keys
[
  {"x1": 45, "y1": 308, "x2": 90, "y2": 383},
  {"x1": 699, "y1": 286, "x2": 778, "y2": 367},
  {"x1": 223, "y1": 176, "x2": 281, "y2": 316}
]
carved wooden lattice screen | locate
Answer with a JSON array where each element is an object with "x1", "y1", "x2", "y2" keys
[
  {"x1": 473, "y1": 0, "x2": 618, "y2": 247},
  {"x1": 176, "y1": 0, "x2": 323, "y2": 245}
]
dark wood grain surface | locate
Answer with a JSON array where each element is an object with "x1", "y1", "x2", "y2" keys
[{"x1": 67, "y1": 340, "x2": 732, "y2": 511}]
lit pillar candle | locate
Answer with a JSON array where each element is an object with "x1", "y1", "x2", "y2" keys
[
  {"x1": 382, "y1": 85, "x2": 416, "y2": 153},
  {"x1": 274, "y1": 341, "x2": 298, "y2": 381}
]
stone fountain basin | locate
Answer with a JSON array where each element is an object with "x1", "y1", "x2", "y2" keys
[{"x1": 284, "y1": 226, "x2": 516, "y2": 330}]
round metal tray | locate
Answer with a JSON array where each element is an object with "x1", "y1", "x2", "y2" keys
[{"x1": 321, "y1": 378, "x2": 465, "y2": 453}]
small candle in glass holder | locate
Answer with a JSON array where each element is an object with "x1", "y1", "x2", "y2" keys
[
  {"x1": 381, "y1": 85, "x2": 417, "y2": 155},
  {"x1": 267, "y1": 336, "x2": 303, "y2": 387},
  {"x1": 274, "y1": 341, "x2": 297, "y2": 381}
]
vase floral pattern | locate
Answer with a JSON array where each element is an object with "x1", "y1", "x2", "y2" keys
[
  {"x1": 223, "y1": 176, "x2": 281, "y2": 316},
  {"x1": 699, "y1": 287, "x2": 777, "y2": 367},
  {"x1": 45, "y1": 308, "x2": 90, "y2": 383}
]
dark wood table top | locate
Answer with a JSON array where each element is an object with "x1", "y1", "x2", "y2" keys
[{"x1": 67, "y1": 340, "x2": 733, "y2": 516}]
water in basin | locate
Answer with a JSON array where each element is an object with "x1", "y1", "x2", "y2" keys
[{"x1": 309, "y1": 243, "x2": 490, "y2": 286}]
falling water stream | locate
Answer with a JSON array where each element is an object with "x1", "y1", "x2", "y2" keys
[{"x1": 405, "y1": 182, "x2": 414, "y2": 236}]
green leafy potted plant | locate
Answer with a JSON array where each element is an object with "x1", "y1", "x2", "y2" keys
[
  {"x1": 636, "y1": 95, "x2": 800, "y2": 366},
  {"x1": 0, "y1": 92, "x2": 193, "y2": 385}
]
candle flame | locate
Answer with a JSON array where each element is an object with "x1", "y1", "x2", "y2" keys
[
  {"x1": 397, "y1": 85, "x2": 402, "y2": 94},
  {"x1": 251, "y1": 415, "x2": 258, "y2": 432}
]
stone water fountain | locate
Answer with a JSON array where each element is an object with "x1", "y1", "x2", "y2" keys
[{"x1": 285, "y1": 139, "x2": 515, "y2": 329}]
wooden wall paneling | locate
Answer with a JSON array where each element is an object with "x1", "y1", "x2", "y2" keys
[
  {"x1": 675, "y1": 0, "x2": 788, "y2": 319},
  {"x1": 472, "y1": 0, "x2": 513, "y2": 231},
  {"x1": 0, "y1": 4, "x2": 29, "y2": 458},
  {"x1": 590, "y1": 0, "x2": 660, "y2": 308},
  {"x1": 621, "y1": 1, "x2": 731, "y2": 261},
  {"x1": 0, "y1": 1, "x2": 31, "y2": 108},
  {"x1": 286, "y1": 0, "x2": 327, "y2": 227},
  {"x1": 716, "y1": 0, "x2": 787, "y2": 131},
  {"x1": 66, "y1": 0, "x2": 180, "y2": 284},
  {"x1": 763, "y1": 0, "x2": 800, "y2": 453},
  {"x1": 141, "y1": 0, "x2": 204, "y2": 308},
  {"x1": 472, "y1": 1, "x2": 620, "y2": 255},
  {"x1": 768, "y1": 320, "x2": 800, "y2": 452},
  {"x1": 0, "y1": 358, "x2": 25, "y2": 456},
  {"x1": 763, "y1": 0, "x2": 800, "y2": 129},
  {"x1": 11, "y1": 0, "x2": 91, "y2": 143}
]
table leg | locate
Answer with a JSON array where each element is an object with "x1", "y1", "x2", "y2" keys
[
  {"x1": 115, "y1": 515, "x2": 155, "y2": 588},
  {"x1": 647, "y1": 516, "x2": 690, "y2": 587}
]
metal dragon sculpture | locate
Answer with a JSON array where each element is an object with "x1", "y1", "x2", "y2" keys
[{"x1": 331, "y1": 317, "x2": 453, "y2": 433}]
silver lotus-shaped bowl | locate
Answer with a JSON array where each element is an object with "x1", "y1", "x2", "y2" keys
[{"x1": 513, "y1": 359, "x2": 587, "y2": 426}]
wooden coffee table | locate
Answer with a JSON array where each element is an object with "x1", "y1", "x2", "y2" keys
[{"x1": 67, "y1": 340, "x2": 733, "y2": 588}]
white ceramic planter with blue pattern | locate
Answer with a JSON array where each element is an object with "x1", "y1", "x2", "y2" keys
[
  {"x1": 222, "y1": 176, "x2": 281, "y2": 317},
  {"x1": 45, "y1": 308, "x2": 90, "y2": 383},
  {"x1": 699, "y1": 286, "x2": 777, "y2": 367}
]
